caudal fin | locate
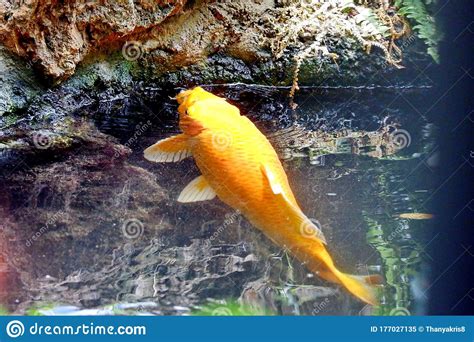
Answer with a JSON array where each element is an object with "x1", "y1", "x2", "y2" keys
[{"x1": 331, "y1": 271, "x2": 382, "y2": 306}]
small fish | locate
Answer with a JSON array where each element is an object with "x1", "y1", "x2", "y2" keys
[
  {"x1": 398, "y1": 213, "x2": 434, "y2": 220},
  {"x1": 144, "y1": 87, "x2": 382, "y2": 305}
]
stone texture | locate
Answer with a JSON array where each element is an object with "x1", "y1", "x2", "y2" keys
[
  {"x1": 0, "y1": 0, "x2": 273, "y2": 82},
  {"x1": 0, "y1": 0, "x2": 188, "y2": 80},
  {"x1": 0, "y1": 46, "x2": 43, "y2": 116}
]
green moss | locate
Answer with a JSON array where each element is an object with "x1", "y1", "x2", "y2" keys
[
  {"x1": 67, "y1": 52, "x2": 134, "y2": 90},
  {"x1": 25, "y1": 303, "x2": 55, "y2": 316},
  {"x1": 0, "y1": 47, "x2": 44, "y2": 117},
  {"x1": 192, "y1": 299, "x2": 274, "y2": 316},
  {"x1": 0, "y1": 306, "x2": 9, "y2": 316},
  {"x1": 362, "y1": 169, "x2": 425, "y2": 316},
  {"x1": 1, "y1": 113, "x2": 20, "y2": 127}
]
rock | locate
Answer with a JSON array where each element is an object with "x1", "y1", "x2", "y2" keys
[
  {"x1": 0, "y1": 0, "x2": 428, "y2": 87},
  {"x1": 0, "y1": 0, "x2": 432, "y2": 120},
  {"x1": 0, "y1": 117, "x2": 166, "y2": 308},
  {"x1": 0, "y1": 0, "x2": 273, "y2": 82},
  {"x1": 0, "y1": 47, "x2": 43, "y2": 117},
  {"x1": 114, "y1": 301, "x2": 159, "y2": 311},
  {"x1": 0, "y1": 0, "x2": 188, "y2": 80}
]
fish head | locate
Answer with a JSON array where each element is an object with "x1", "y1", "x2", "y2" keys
[
  {"x1": 175, "y1": 87, "x2": 203, "y2": 105},
  {"x1": 177, "y1": 88, "x2": 241, "y2": 136},
  {"x1": 176, "y1": 87, "x2": 223, "y2": 117}
]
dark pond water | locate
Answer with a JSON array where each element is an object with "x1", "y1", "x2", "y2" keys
[{"x1": 0, "y1": 84, "x2": 437, "y2": 315}]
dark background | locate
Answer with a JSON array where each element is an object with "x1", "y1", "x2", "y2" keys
[{"x1": 428, "y1": 0, "x2": 474, "y2": 315}]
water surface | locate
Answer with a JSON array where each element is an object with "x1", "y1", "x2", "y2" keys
[{"x1": 0, "y1": 84, "x2": 436, "y2": 315}]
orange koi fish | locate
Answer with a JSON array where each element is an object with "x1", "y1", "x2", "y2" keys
[{"x1": 144, "y1": 87, "x2": 382, "y2": 305}]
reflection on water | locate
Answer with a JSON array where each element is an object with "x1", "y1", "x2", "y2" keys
[{"x1": 0, "y1": 84, "x2": 436, "y2": 315}]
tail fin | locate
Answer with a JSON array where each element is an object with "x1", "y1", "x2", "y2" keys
[
  {"x1": 258, "y1": 163, "x2": 380, "y2": 304},
  {"x1": 326, "y1": 271, "x2": 382, "y2": 305}
]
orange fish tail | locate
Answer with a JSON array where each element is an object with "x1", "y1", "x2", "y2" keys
[
  {"x1": 298, "y1": 245, "x2": 382, "y2": 306},
  {"x1": 328, "y1": 270, "x2": 382, "y2": 306}
]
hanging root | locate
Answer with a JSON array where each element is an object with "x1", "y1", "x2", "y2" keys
[
  {"x1": 289, "y1": 44, "x2": 339, "y2": 104},
  {"x1": 258, "y1": 0, "x2": 410, "y2": 100}
]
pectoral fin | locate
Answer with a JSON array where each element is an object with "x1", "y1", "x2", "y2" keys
[
  {"x1": 178, "y1": 175, "x2": 217, "y2": 203},
  {"x1": 261, "y1": 164, "x2": 327, "y2": 245},
  {"x1": 144, "y1": 134, "x2": 191, "y2": 163}
]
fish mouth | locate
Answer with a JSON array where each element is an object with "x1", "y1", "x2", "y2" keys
[{"x1": 175, "y1": 88, "x2": 195, "y2": 104}]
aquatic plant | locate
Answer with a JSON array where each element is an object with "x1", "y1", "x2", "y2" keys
[
  {"x1": 394, "y1": 0, "x2": 440, "y2": 62},
  {"x1": 0, "y1": 306, "x2": 9, "y2": 315},
  {"x1": 192, "y1": 299, "x2": 274, "y2": 316},
  {"x1": 24, "y1": 303, "x2": 55, "y2": 316},
  {"x1": 362, "y1": 167, "x2": 428, "y2": 315},
  {"x1": 259, "y1": 0, "x2": 408, "y2": 98}
]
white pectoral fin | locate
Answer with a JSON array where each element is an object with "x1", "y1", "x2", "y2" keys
[
  {"x1": 178, "y1": 175, "x2": 217, "y2": 203},
  {"x1": 144, "y1": 134, "x2": 192, "y2": 163},
  {"x1": 261, "y1": 164, "x2": 327, "y2": 245}
]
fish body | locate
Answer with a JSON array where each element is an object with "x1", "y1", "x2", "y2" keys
[{"x1": 145, "y1": 87, "x2": 381, "y2": 305}]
